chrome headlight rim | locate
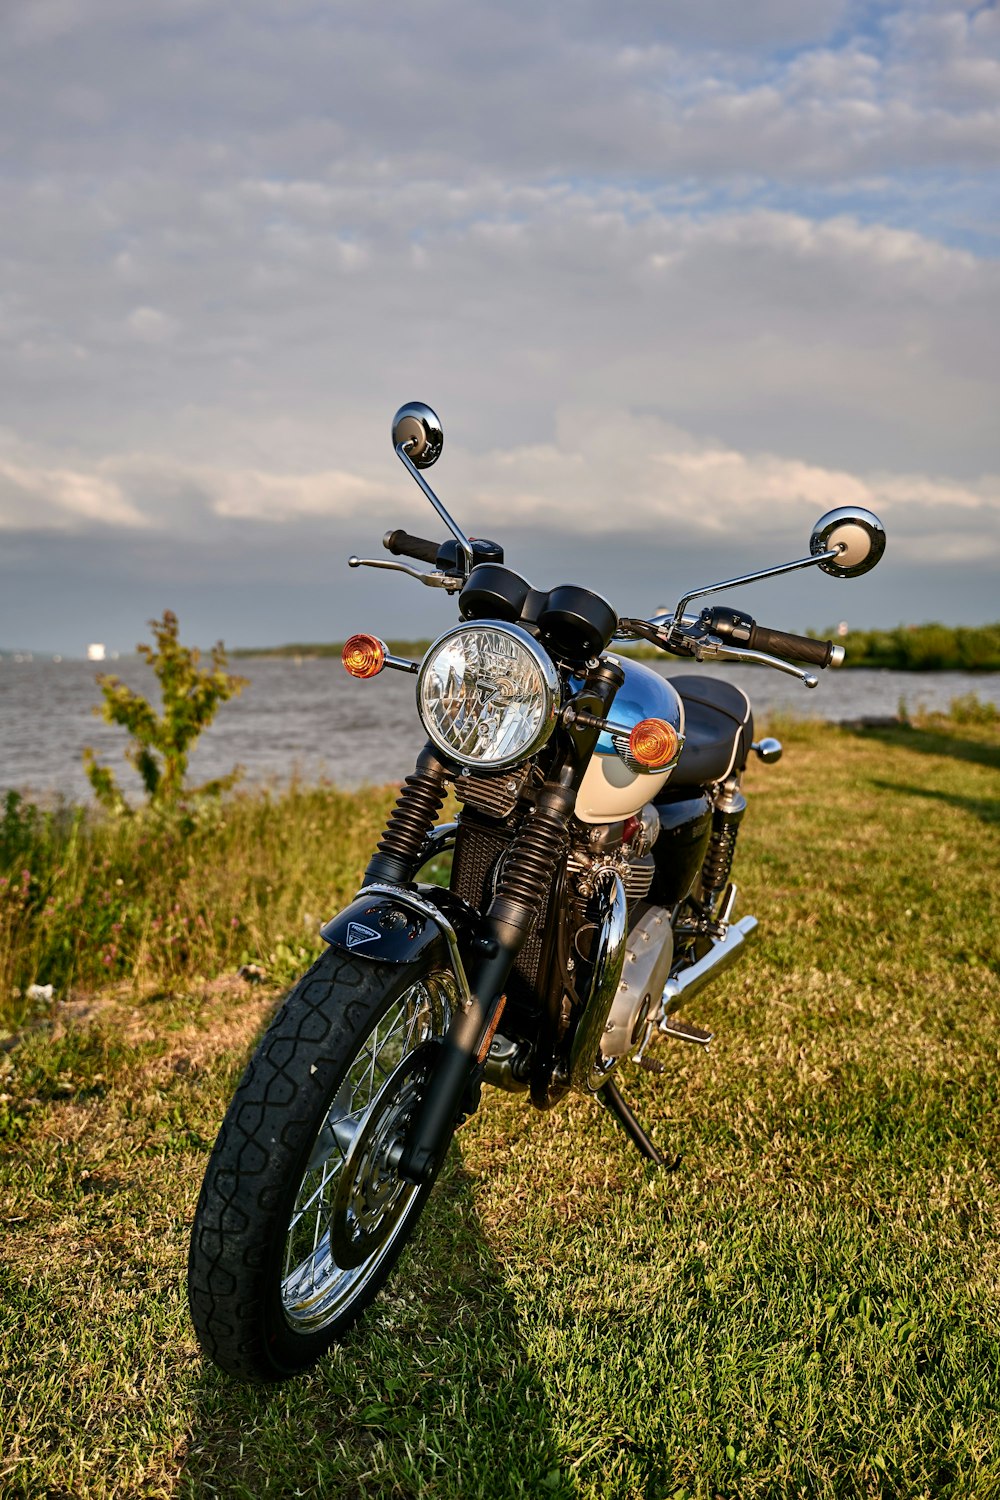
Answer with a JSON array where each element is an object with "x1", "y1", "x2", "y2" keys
[{"x1": 416, "y1": 620, "x2": 561, "y2": 771}]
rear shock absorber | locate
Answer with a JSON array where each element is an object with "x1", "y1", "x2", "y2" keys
[
  {"x1": 363, "y1": 744, "x2": 451, "y2": 886},
  {"x1": 700, "y1": 777, "x2": 747, "y2": 914}
]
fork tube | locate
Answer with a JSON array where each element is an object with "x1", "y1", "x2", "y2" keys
[{"x1": 398, "y1": 659, "x2": 625, "y2": 1184}]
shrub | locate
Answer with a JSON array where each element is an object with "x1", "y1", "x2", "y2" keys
[{"x1": 83, "y1": 610, "x2": 247, "y2": 812}]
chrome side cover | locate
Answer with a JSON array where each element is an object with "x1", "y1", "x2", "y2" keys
[
  {"x1": 568, "y1": 868, "x2": 629, "y2": 1093},
  {"x1": 601, "y1": 906, "x2": 675, "y2": 1062}
]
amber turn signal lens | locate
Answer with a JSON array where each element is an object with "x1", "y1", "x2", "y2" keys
[
  {"x1": 342, "y1": 633, "x2": 387, "y2": 679},
  {"x1": 628, "y1": 717, "x2": 680, "y2": 770}
]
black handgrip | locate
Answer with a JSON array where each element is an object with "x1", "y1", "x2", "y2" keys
[
  {"x1": 382, "y1": 529, "x2": 442, "y2": 566},
  {"x1": 749, "y1": 624, "x2": 839, "y2": 668}
]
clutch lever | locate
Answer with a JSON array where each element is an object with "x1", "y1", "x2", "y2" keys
[{"x1": 347, "y1": 555, "x2": 464, "y2": 592}]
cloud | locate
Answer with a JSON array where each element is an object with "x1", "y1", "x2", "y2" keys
[
  {"x1": 4, "y1": 1, "x2": 1000, "y2": 185},
  {"x1": 0, "y1": 1, "x2": 997, "y2": 648},
  {"x1": 0, "y1": 455, "x2": 151, "y2": 532},
  {"x1": 3, "y1": 414, "x2": 996, "y2": 571}
]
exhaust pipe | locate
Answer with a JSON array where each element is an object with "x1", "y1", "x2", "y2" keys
[{"x1": 659, "y1": 914, "x2": 758, "y2": 1019}]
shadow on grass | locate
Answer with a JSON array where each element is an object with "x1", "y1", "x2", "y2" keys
[
  {"x1": 844, "y1": 722, "x2": 1000, "y2": 772},
  {"x1": 870, "y1": 779, "x2": 1000, "y2": 828},
  {"x1": 180, "y1": 1154, "x2": 571, "y2": 1500}
]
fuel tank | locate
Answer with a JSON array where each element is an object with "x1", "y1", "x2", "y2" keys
[{"x1": 575, "y1": 658, "x2": 685, "y2": 825}]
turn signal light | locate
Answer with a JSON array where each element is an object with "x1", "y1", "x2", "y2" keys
[
  {"x1": 628, "y1": 717, "x2": 680, "y2": 770},
  {"x1": 342, "y1": 633, "x2": 387, "y2": 679}
]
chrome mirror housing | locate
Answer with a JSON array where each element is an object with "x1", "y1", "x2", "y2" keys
[
  {"x1": 391, "y1": 402, "x2": 444, "y2": 469},
  {"x1": 810, "y1": 507, "x2": 886, "y2": 578}
]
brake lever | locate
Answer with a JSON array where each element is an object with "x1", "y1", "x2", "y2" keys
[
  {"x1": 347, "y1": 556, "x2": 464, "y2": 593},
  {"x1": 621, "y1": 613, "x2": 819, "y2": 687},
  {"x1": 689, "y1": 632, "x2": 819, "y2": 688}
]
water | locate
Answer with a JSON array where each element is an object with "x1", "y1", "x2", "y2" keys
[{"x1": 1, "y1": 654, "x2": 997, "y2": 803}]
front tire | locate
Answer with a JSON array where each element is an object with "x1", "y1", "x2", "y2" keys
[{"x1": 188, "y1": 945, "x2": 455, "y2": 1381}]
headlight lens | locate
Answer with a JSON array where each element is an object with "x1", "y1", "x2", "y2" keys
[{"x1": 417, "y1": 622, "x2": 560, "y2": 769}]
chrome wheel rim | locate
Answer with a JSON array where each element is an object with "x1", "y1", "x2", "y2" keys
[{"x1": 280, "y1": 972, "x2": 453, "y2": 1332}]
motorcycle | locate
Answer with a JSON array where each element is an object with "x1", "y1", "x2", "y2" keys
[{"x1": 187, "y1": 401, "x2": 886, "y2": 1381}]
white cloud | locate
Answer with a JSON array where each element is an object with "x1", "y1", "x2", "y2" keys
[
  {"x1": 126, "y1": 306, "x2": 175, "y2": 343},
  {"x1": 3, "y1": 416, "x2": 996, "y2": 571},
  {"x1": 0, "y1": 0, "x2": 998, "y2": 644},
  {"x1": 0, "y1": 455, "x2": 151, "y2": 532}
]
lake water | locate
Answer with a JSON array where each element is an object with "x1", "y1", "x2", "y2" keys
[{"x1": 1, "y1": 654, "x2": 997, "y2": 803}]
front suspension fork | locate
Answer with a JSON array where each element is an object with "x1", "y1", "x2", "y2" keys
[{"x1": 371, "y1": 659, "x2": 626, "y2": 1185}]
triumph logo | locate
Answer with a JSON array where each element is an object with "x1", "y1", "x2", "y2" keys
[{"x1": 346, "y1": 922, "x2": 380, "y2": 949}]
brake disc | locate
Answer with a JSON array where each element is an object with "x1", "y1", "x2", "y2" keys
[{"x1": 329, "y1": 1041, "x2": 438, "y2": 1270}]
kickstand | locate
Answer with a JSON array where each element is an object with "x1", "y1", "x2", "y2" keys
[{"x1": 598, "y1": 1079, "x2": 682, "y2": 1171}]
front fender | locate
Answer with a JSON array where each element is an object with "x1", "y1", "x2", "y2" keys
[{"x1": 320, "y1": 886, "x2": 476, "y2": 969}]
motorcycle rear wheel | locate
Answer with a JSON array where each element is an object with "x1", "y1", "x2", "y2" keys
[{"x1": 188, "y1": 945, "x2": 455, "y2": 1381}]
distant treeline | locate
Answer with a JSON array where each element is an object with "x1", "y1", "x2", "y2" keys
[
  {"x1": 824, "y1": 621, "x2": 1000, "y2": 671},
  {"x1": 233, "y1": 640, "x2": 432, "y2": 661},
  {"x1": 236, "y1": 622, "x2": 1000, "y2": 672}
]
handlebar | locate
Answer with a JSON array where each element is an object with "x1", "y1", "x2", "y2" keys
[
  {"x1": 747, "y1": 623, "x2": 842, "y2": 669},
  {"x1": 701, "y1": 607, "x2": 842, "y2": 668},
  {"x1": 382, "y1": 529, "x2": 443, "y2": 566}
]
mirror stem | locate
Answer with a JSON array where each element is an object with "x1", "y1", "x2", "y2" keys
[
  {"x1": 395, "y1": 441, "x2": 475, "y2": 578},
  {"x1": 672, "y1": 546, "x2": 843, "y2": 625}
]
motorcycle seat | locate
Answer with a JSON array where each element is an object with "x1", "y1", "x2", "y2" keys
[{"x1": 667, "y1": 675, "x2": 754, "y2": 787}]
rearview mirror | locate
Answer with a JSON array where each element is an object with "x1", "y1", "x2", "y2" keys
[
  {"x1": 391, "y1": 402, "x2": 444, "y2": 470},
  {"x1": 810, "y1": 507, "x2": 886, "y2": 578}
]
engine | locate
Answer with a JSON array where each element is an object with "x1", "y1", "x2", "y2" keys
[{"x1": 564, "y1": 806, "x2": 675, "y2": 1083}]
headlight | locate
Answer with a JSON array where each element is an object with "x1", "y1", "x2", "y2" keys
[{"x1": 417, "y1": 622, "x2": 560, "y2": 769}]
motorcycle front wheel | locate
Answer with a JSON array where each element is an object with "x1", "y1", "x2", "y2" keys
[{"x1": 188, "y1": 945, "x2": 456, "y2": 1381}]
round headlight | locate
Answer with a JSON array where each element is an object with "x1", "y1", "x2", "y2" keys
[{"x1": 417, "y1": 622, "x2": 560, "y2": 770}]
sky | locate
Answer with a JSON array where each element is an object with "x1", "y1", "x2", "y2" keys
[{"x1": 1, "y1": 0, "x2": 998, "y2": 654}]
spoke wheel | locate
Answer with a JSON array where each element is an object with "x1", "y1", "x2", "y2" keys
[{"x1": 188, "y1": 946, "x2": 455, "y2": 1381}]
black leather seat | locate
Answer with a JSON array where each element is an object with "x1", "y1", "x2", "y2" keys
[{"x1": 667, "y1": 676, "x2": 754, "y2": 787}]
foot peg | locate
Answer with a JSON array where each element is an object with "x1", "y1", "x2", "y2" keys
[
  {"x1": 598, "y1": 1079, "x2": 681, "y2": 1171},
  {"x1": 659, "y1": 1017, "x2": 713, "y2": 1047}
]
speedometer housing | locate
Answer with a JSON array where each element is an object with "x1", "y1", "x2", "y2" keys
[{"x1": 416, "y1": 621, "x2": 560, "y2": 771}]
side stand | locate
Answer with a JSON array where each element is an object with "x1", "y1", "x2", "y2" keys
[{"x1": 598, "y1": 1079, "x2": 681, "y2": 1170}]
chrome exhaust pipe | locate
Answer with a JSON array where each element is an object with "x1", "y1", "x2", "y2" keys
[{"x1": 659, "y1": 914, "x2": 758, "y2": 1021}]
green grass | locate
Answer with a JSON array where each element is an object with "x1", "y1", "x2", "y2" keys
[
  {"x1": 2, "y1": 716, "x2": 999, "y2": 1497},
  {"x1": 0, "y1": 782, "x2": 400, "y2": 1028}
]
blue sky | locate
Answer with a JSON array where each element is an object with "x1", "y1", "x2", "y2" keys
[{"x1": 0, "y1": 0, "x2": 998, "y2": 652}]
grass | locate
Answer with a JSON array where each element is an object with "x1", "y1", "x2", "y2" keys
[
  {"x1": 1, "y1": 714, "x2": 998, "y2": 1498},
  {"x1": 0, "y1": 782, "x2": 401, "y2": 1028}
]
